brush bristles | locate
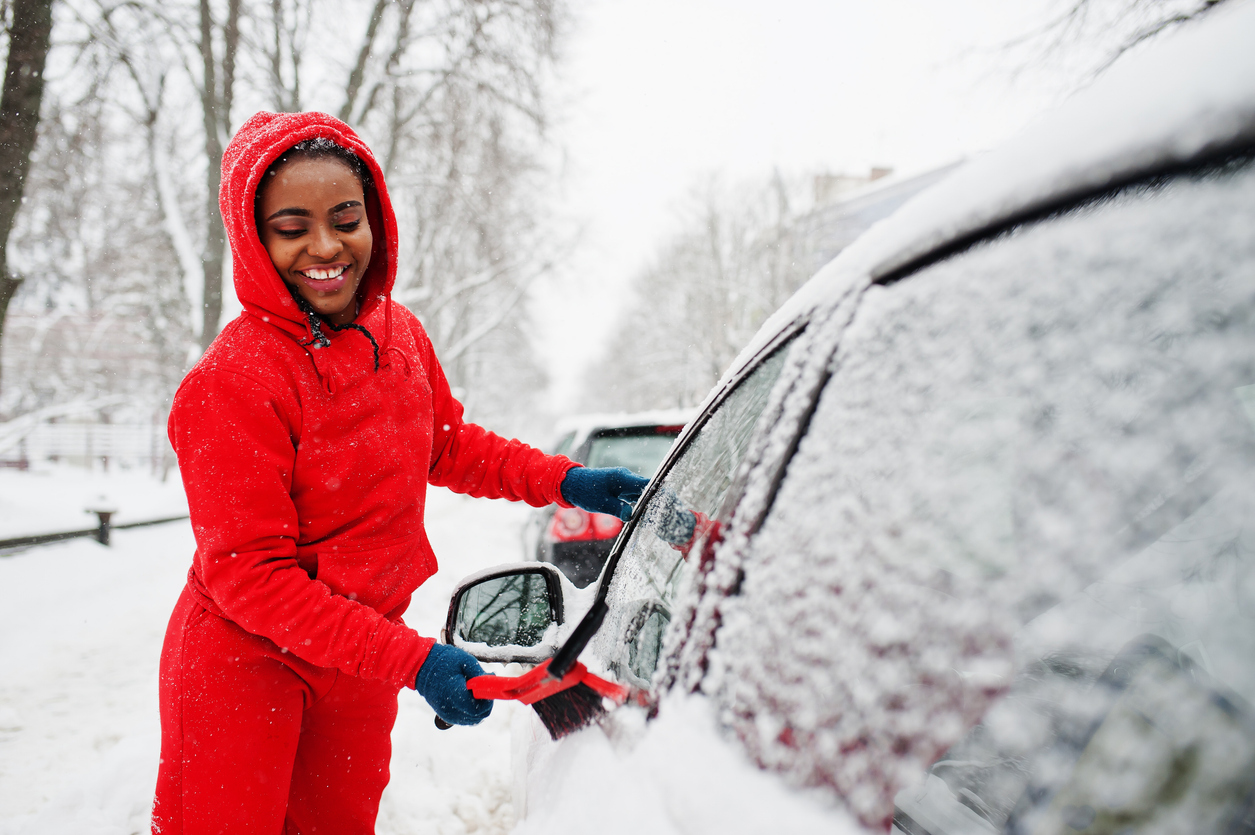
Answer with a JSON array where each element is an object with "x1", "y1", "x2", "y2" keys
[{"x1": 532, "y1": 682, "x2": 607, "y2": 739}]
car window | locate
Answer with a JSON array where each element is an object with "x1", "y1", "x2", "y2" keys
[
  {"x1": 585, "y1": 431, "x2": 680, "y2": 477},
  {"x1": 551, "y1": 431, "x2": 576, "y2": 458},
  {"x1": 699, "y1": 157, "x2": 1255, "y2": 829},
  {"x1": 586, "y1": 340, "x2": 794, "y2": 687}
]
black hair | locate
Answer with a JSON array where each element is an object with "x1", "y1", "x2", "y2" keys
[
  {"x1": 257, "y1": 137, "x2": 382, "y2": 372},
  {"x1": 259, "y1": 136, "x2": 376, "y2": 198}
]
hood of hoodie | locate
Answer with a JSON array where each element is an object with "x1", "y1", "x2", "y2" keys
[{"x1": 220, "y1": 111, "x2": 398, "y2": 344}]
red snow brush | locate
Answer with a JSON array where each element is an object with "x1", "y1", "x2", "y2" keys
[
  {"x1": 434, "y1": 600, "x2": 638, "y2": 738},
  {"x1": 441, "y1": 598, "x2": 636, "y2": 739},
  {"x1": 468, "y1": 657, "x2": 632, "y2": 739}
]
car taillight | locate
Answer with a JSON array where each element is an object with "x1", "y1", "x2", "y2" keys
[
  {"x1": 551, "y1": 507, "x2": 591, "y2": 541},
  {"x1": 591, "y1": 513, "x2": 623, "y2": 538},
  {"x1": 548, "y1": 508, "x2": 623, "y2": 542}
]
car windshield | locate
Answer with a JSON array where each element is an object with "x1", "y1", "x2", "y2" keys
[
  {"x1": 550, "y1": 431, "x2": 576, "y2": 458},
  {"x1": 584, "y1": 431, "x2": 679, "y2": 477},
  {"x1": 693, "y1": 156, "x2": 1255, "y2": 830}
]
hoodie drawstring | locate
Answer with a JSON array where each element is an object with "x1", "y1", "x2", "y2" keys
[
  {"x1": 289, "y1": 288, "x2": 381, "y2": 372},
  {"x1": 327, "y1": 321, "x2": 380, "y2": 371}
]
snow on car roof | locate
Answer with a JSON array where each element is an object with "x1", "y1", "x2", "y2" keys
[{"x1": 717, "y1": 0, "x2": 1255, "y2": 397}]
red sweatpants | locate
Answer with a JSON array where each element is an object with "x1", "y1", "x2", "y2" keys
[{"x1": 152, "y1": 586, "x2": 401, "y2": 835}]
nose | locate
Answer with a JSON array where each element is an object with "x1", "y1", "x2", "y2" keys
[{"x1": 307, "y1": 222, "x2": 342, "y2": 259}]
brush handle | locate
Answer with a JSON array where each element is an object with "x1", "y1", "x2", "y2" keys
[{"x1": 549, "y1": 601, "x2": 607, "y2": 678}]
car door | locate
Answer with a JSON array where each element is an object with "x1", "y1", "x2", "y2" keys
[{"x1": 672, "y1": 153, "x2": 1255, "y2": 831}]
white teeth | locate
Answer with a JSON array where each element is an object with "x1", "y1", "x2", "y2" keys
[{"x1": 302, "y1": 266, "x2": 347, "y2": 281}]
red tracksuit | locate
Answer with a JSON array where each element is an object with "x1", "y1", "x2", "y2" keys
[{"x1": 152, "y1": 111, "x2": 576, "y2": 835}]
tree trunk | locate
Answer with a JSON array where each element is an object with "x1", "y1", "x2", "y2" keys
[
  {"x1": 196, "y1": 0, "x2": 238, "y2": 354},
  {"x1": 0, "y1": 0, "x2": 54, "y2": 404}
]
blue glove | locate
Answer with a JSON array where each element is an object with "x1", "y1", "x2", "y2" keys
[
  {"x1": 415, "y1": 643, "x2": 494, "y2": 726},
  {"x1": 561, "y1": 466, "x2": 650, "y2": 521}
]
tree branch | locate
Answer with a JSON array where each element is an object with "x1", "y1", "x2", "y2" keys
[
  {"x1": 337, "y1": 0, "x2": 387, "y2": 123},
  {"x1": 441, "y1": 262, "x2": 548, "y2": 363}
]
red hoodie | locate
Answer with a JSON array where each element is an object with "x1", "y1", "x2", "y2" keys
[{"x1": 168, "y1": 111, "x2": 575, "y2": 691}]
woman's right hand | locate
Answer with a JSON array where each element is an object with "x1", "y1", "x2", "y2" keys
[
  {"x1": 415, "y1": 644, "x2": 494, "y2": 726},
  {"x1": 560, "y1": 466, "x2": 649, "y2": 520}
]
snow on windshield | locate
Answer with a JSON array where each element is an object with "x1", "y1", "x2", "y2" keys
[{"x1": 688, "y1": 158, "x2": 1255, "y2": 829}]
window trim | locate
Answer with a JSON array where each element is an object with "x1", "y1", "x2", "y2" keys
[
  {"x1": 542, "y1": 317, "x2": 810, "y2": 679},
  {"x1": 593, "y1": 317, "x2": 810, "y2": 605},
  {"x1": 873, "y1": 144, "x2": 1255, "y2": 288}
]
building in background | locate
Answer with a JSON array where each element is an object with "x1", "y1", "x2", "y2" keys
[{"x1": 801, "y1": 162, "x2": 963, "y2": 273}]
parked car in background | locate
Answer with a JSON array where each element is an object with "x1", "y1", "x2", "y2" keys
[
  {"x1": 523, "y1": 411, "x2": 693, "y2": 587},
  {"x1": 447, "y1": 7, "x2": 1255, "y2": 834}
]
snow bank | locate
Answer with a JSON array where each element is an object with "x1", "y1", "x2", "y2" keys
[
  {"x1": 513, "y1": 695, "x2": 861, "y2": 835},
  {"x1": 0, "y1": 524, "x2": 189, "y2": 835},
  {"x1": 0, "y1": 465, "x2": 188, "y2": 541},
  {"x1": 0, "y1": 470, "x2": 531, "y2": 835}
]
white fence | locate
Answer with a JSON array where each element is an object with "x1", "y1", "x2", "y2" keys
[{"x1": 2, "y1": 421, "x2": 172, "y2": 472}]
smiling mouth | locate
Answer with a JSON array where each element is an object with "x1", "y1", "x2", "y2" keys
[
  {"x1": 299, "y1": 265, "x2": 348, "y2": 282},
  {"x1": 295, "y1": 264, "x2": 351, "y2": 295}
]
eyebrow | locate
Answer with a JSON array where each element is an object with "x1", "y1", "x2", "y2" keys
[
  {"x1": 265, "y1": 201, "x2": 362, "y2": 222},
  {"x1": 265, "y1": 207, "x2": 311, "y2": 221}
]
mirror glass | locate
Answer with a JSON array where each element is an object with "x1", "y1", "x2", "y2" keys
[{"x1": 454, "y1": 572, "x2": 554, "y2": 648}]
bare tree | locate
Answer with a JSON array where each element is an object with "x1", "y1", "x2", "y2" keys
[
  {"x1": 6, "y1": 0, "x2": 567, "y2": 434},
  {"x1": 1011, "y1": 0, "x2": 1231, "y2": 79},
  {"x1": 65, "y1": 0, "x2": 241, "y2": 352},
  {"x1": 0, "y1": 0, "x2": 54, "y2": 405},
  {"x1": 582, "y1": 173, "x2": 816, "y2": 413},
  {"x1": 3, "y1": 87, "x2": 191, "y2": 417},
  {"x1": 307, "y1": 0, "x2": 567, "y2": 427},
  {"x1": 154, "y1": 0, "x2": 567, "y2": 409},
  {"x1": 259, "y1": 0, "x2": 310, "y2": 112},
  {"x1": 191, "y1": 0, "x2": 240, "y2": 352}
]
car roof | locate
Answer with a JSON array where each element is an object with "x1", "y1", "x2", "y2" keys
[{"x1": 712, "y1": 1, "x2": 1255, "y2": 405}]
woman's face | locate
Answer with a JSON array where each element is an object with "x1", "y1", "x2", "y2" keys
[{"x1": 257, "y1": 156, "x2": 373, "y2": 327}]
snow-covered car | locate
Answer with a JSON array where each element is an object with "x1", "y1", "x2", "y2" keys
[
  {"x1": 523, "y1": 411, "x2": 692, "y2": 587},
  {"x1": 444, "y1": 7, "x2": 1255, "y2": 834}
]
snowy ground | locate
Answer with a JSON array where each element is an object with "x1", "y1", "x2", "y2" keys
[{"x1": 0, "y1": 465, "x2": 533, "y2": 835}]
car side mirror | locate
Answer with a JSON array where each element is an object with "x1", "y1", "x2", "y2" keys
[{"x1": 442, "y1": 564, "x2": 566, "y2": 663}]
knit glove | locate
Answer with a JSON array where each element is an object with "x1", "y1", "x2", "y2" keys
[
  {"x1": 561, "y1": 466, "x2": 650, "y2": 521},
  {"x1": 415, "y1": 644, "x2": 494, "y2": 726},
  {"x1": 647, "y1": 486, "x2": 698, "y2": 546}
]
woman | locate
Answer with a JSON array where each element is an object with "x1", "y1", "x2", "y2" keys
[{"x1": 152, "y1": 111, "x2": 645, "y2": 835}]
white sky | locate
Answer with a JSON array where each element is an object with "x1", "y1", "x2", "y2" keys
[{"x1": 531, "y1": 0, "x2": 1072, "y2": 410}]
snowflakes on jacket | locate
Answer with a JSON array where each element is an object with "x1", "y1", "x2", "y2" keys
[{"x1": 168, "y1": 111, "x2": 576, "y2": 692}]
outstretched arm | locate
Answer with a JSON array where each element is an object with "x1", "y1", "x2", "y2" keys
[{"x1": 418, "y1": 327, "x2": 578, "y2": 507}]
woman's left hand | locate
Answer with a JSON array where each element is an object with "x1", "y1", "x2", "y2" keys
[{"x1": 560, "y1": 466, "x2": 649, "y2": 521}]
